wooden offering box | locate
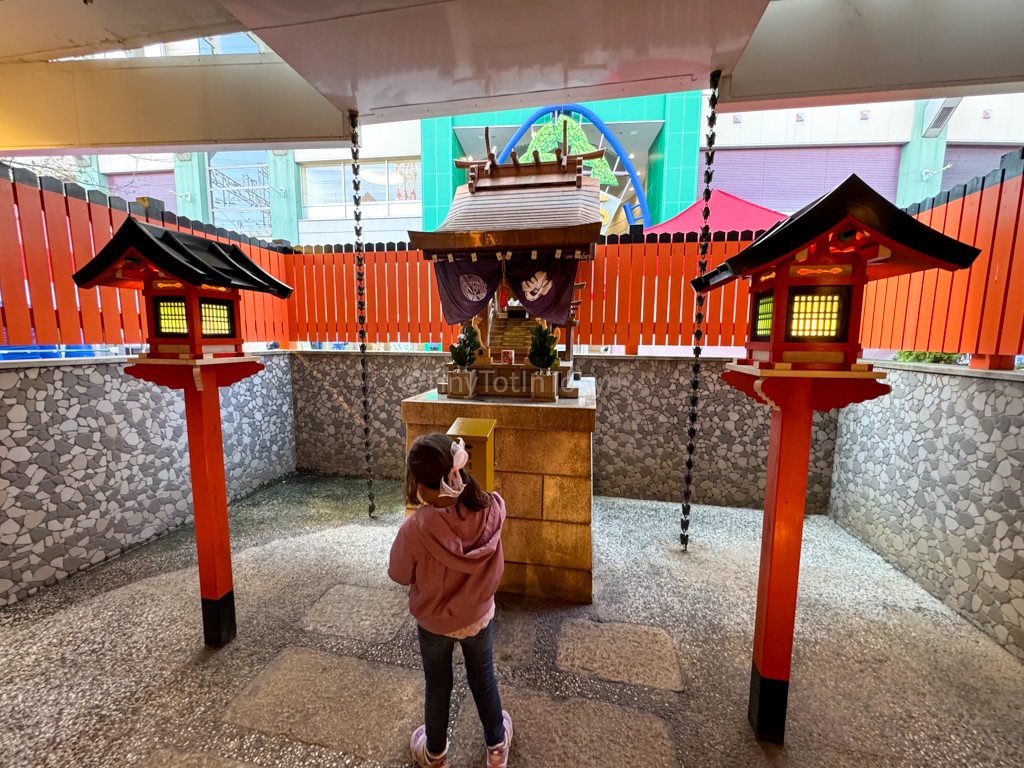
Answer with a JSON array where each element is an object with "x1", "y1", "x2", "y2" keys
[{"x1": 403, "y1": 379, "x2": 597, "y2": 603}]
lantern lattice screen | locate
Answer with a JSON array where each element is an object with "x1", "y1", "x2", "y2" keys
[
  {"x1": 755, "y1": 293, "x2": 773, "y2": 339},
  {"x1": 788, "y1": 294, "x2": 841, "y2": 339},
  {"x1": 200, "y1": 300, "x2": 235, "y2": 337},
  {"x1": 154, "y1": 298, "x2": 188, "y2": 336}
]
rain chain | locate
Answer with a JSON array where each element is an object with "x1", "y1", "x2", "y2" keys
[
  {"x1": 681, "y1": 69, "x2": 721, "y2": 550},
  {"x1": 351, "y1": 111, "x2": 377, "y2": 517}
]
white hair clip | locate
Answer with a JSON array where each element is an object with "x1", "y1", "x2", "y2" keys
[{"x1": 439, "y1": 438, "x2": 469, "y2": 497}]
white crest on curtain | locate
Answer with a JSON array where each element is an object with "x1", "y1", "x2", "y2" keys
[{"x1": 521, "y1": 271, "x2": 552, "y2": 302}]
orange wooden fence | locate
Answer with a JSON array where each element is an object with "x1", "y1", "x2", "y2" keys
[
  {"x1": 862, "y1": 149, "x2": 1024, "y2": 366},
  {"x1": 4, "y1": 150, "x2": 1024, "y2": 364}
]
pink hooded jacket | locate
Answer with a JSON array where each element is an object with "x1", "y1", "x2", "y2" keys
[{"x1": 389, "y1": 493, "x2": 506, "y2": 635}]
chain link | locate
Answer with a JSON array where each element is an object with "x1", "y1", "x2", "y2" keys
[
  {"x1": 351, "y1": 111, "x2": 376, "y2": 518},
  {"x1": 681, "y1": 70, "x2": 721, "y2": 550}
]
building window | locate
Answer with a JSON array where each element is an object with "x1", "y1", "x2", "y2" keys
[
  {"x1": 153, "y1": 297, "x2": 189, "y2": 337},
  {"x1": 208, "y1": 151, "x2": 272, "y2": 238},
  {"x1": 785, "y1": 287, "x2": 851, "y2": 342},
  {"x1": 752, "y1": 291, "x2": 773, "y2": 341},
  {"x1": 200, "y1": 299, "x2": 235, "y2": 338},
  {"x1": 300, "y1": 158, "x2": 421, "y2": 218}
]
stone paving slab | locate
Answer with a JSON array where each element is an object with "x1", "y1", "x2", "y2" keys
[
  {"x1": 556, "y1": 618, "x2": 683, "y2": 690},
  {"x1": 137, "y1": 749, "x2": 259, "y2": 768},
  {"x1": 223, "y1": 646, "x2": 423, "y2": 763},
  {"x1": 452, "y1": 604, "x2": 537, "y2": 669},
  {"x1": 297, "y1": 582, "x2": 409, "y2": 642},
  {"x1": 450, "y1": 685, "x2": 677, "y2": 768}
]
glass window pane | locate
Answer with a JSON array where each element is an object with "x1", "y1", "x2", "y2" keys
[
  {"x1": 390, "y1": 160, "x2": 421, "y2": 201},
  {"x1": 356, "y1": 162, "x2": 387, "y2": 203},
  {"x1": 213, "y1": 210, "x2": 272, "y2": 237},
  {"x1": 304, "y1": 165, "x2": 347, "y2": 206},
  {"x1": 209, "y1": 150, "x2": 268, "y2": 168},
  {"x1": 209, "y1": 165, "x2": 268, "y2": 187}
]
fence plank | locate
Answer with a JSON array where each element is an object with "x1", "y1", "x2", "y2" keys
[
  {"x1": 653, "y1": 241, "x2": 671, "y2": 346},
  {"x1": 665, "y1": 241, "x2": 684, "y2": 346},
  {"x1": 310, "y1": 249, "x2": 325, "y2": 342},
  {"x1": 343, "y1": 249, "x2": 358, "y2": 344},
  {"x1": 638, "y1": 244, "x2": 656, "y2": 347},
  {"x1": 383, "y1": 249, "x2": 396, "y2": 342},
  {"x1": 734, "y1": 242, "x2": 751, "y2": 344},
  {"x1": 979, "y1": 173, "x2": 1024, "y2": 355},
  {"x1": 419, "y1": 254, "x2": 432, "y2": 344},
  {"x1": 65, "y1": 194, "x2": 104, "y2": 344},
  {"x1": 292, "y1": 251, "x2": 309, "y2": 342},
  {"x1": 997, "y1": 186, "x2": 1024, "y2": 354},
  {"x1": 960, "y1": 174, "x2": 1003, "y2": 354},
  {"x1": 108, "y1": 205, "x2": 144, "y2": 345},
  {"x1": 915, "y1": 203, "x2": 946, "y2": 350},
  {"x1": 682, "y1": 241, "x2": 698, "y2": 352},
  {"x1": 719, "y1": 239, "x2": 741, "y2": 346},
  {"x1": 588, "y1": 247, "x2": 605, "y2": 345},
  {"x1": 929, "y1": 195, "x2": 964, "y2": 350},
  {"x1": 88, "y1": 200, "x2": 123, "y2": 345},
  {"x1": 576, "y1": 259, "x2": 592, "y2": 347},
  {"x1": 396, "y1": 250, "x2": 411, "y2": 344},
  {"x1": 14, "y1": 181, "x2": 60, "y2": 345},
  {"x1": 624, "y1": 243, "x2": 644, "y2": 351},
  {"x1": 405, "y1": 250, "x2": 420, "y2": 344},
  {"x1": 944, "y1": 188, "x2": 980, "y2": 352},
  {"x1": 366, "y1": 252, "x2": 382, "y2": 342},
  {"x1": 40, "y1": 186, "x2": 83, "y2": 345},
  {"x1": 705, "y1": 240, "x2": 727, "y2": 345},
  {"x1": 0, "y1": 174, "x2": 33, "y2": 345}
]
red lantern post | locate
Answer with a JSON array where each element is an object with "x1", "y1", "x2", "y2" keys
[
  {"x1": 693, "y1": 174, "x2": 980, "y2": 743},
  {"x1": 74, "y1": 218, "x2": 292, "y2": 647}
]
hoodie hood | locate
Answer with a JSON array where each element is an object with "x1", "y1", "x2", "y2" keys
[{"x1": 412, "y1": 495, "x2": 506, "y2": 575}]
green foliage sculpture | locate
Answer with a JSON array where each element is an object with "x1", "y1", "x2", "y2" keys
[
  {"x1": 528, "y1": 325, "x2": 559, "y2": 369},
  {"x1": 449, "y1": 323, "x2": 481, "y2": 368},
  {"x1": 522, "y1": 115, "x2": 618, "y2": 186}
]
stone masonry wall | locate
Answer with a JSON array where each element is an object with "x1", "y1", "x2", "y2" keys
[
  {"x1": 0, "y1": 353, "x2": 295, "y2": 605},
  {"x1": 576, "y1": 357, "x2": 838, "y2": 513},
  {"x1": 829, "y1": 363, "x2": 1024, "y2": 661},
  {"x1": 290, "y1": 352, "x2": 838, "y2": 514}
]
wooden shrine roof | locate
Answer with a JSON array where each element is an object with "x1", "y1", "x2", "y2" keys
[
  {"x1": 73, "y1": 217, "x2": 293, "y2": 298},
  {"x1": 691, "y1": 174, "x2": 981, "y2": 292},
  {"x1": 407, "y1": 124, "x2": 603, "y2": 256}
]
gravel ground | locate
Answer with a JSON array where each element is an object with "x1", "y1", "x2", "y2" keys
[{"x1": 1, "y1": 476, "x2": 1022, "y2": 768}]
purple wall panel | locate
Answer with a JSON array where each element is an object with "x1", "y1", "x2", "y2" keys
[
  {"x1": 701, "y1": 146, "x2": 901, "y2": 212},
  {"x1": 941, "y1": 144, "x2": 1022, "y2": 192},
  {"x1": 105, "y1": 171, "x2": 177, "y2": 214}
]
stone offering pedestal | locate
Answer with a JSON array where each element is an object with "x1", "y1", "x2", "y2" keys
[{"x1": 402, "y1": 378, "x2": 597, "y2": 603}]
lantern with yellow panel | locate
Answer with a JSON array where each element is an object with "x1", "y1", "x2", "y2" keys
[
  {"x1": 692, "y1": 174, "x2": 980, "y2": 746},
  {"x1": 74, "y1": 216, "x2": 292, "y2": 649}
]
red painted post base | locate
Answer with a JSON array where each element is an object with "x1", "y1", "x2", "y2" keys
[
  {"x1": 722, "y1": 366, "x2": 891, "y2": 744},
  {"x1": 125, "y1": 359, "x2": 263, "y2": 648}
]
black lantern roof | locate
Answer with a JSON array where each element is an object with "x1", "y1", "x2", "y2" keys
[
  {"x1": 691, "y1": 174, "x2": 981, "y2": 292},
  {"x1": 73, "y1": 217, "x2": 292, "y2": 298}
]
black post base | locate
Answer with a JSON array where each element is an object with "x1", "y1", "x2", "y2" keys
[
  {"x1": 201, "y1": 590, "x2": 236, "y2": 648},
  {"x1": 748, "y1": 661, "x2": 789, "y2": 744}
]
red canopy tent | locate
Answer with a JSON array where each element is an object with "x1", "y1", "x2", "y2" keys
[{"x1": 646, "y1": 190, "x2": 786, "y2": 235}]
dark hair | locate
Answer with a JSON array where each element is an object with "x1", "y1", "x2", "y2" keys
[{"x1": 405, "y1": 433, "x2": 492, "y2": 515}]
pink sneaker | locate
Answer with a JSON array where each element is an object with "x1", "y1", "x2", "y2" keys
[
  {"x1": 486, "y1": 710, "x2": 513, "y2": 767},
  {"x1": 411, "y1": 725, "x2": 449, "y2": 768}
]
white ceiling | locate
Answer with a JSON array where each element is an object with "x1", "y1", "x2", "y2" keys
[
  {"x1": 219, "y1": 0, "x2": 771, "y2": 122},
  {"x1": 722, "y1": 0, "x2": 1024, "y2": 110},
  {"x1": 2, "y1": 0, "x2": 1024, "y2": 151},
  {"x1": 0, "y1": 0, "x2": 244, "y2": 63}
]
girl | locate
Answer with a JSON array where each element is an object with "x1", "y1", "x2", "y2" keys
[{"x1": 389, "y1": 433, "x2": 513, "y2": 768}]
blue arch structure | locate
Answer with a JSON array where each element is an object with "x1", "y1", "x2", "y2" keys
[{"x1": 496, "y1": 103, "x2": 652, "y2": 229}]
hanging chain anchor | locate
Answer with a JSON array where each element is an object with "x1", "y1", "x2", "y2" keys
[
  {"x1": 681, "y1": 69, "x2": 721, "y2": 550},
  {"x1": 351, "y1": 111, "x2": 376, "y2": 518}
]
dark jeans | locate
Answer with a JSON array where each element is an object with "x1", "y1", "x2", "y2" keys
[{"x1": 417, "y1": 619, "x2": 505, "y2": 754}]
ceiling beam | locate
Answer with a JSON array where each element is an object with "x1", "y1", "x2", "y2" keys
[{"x1": 0, "y1": 54, "x2": 351, "y2": 154}]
